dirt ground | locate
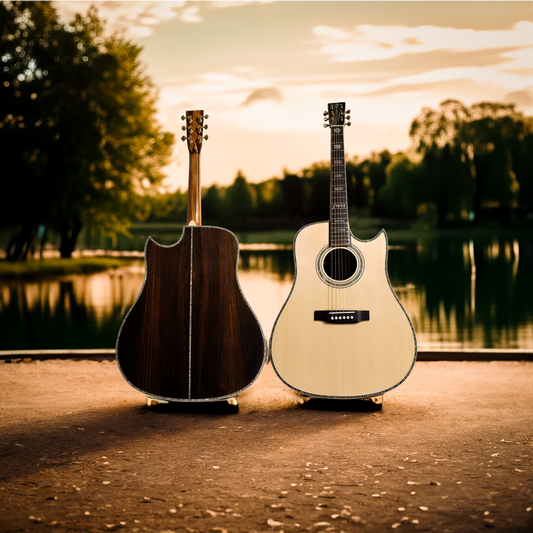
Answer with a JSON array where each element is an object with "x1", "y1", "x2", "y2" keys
[{"x1": 1, "y1": 359, "x2": 532, "y2": 533}]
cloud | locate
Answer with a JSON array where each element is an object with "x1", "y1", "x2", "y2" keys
[
  {"x1": 504, "y1": 87, "x2": 533, "y2": 109},
  {"x1": 209, "y1": 1, "x2": 273, "y2": 8},
  {"x1": 242, "y1": 87, "x2": 283, "y2": 106},
  {"x1": 308, "y1": 20, "x2": 533, "y2": 115},
  {"x1": 359, "y1": 79, "x2": 479, "y2": 98},
  {"x1": 312, "y1": 21, "x2": 533, "y2": 63},
  {"x1": 54, "y1": 1, "x2": 273, "y2": 38},
  {"x1": 179, "y1": 5, "x2": 201, "y2": 24}
]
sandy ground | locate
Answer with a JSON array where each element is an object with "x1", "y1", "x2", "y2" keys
[{"x1": 1, "y1": 359, "x2": 532, "y2": 533}]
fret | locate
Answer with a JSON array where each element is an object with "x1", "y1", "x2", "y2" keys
[{"x1": 327, "y1": 102, "x2": 350, "y2": 247}]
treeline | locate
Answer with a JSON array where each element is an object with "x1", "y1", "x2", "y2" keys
[
  {"x1": 147, "y1": 161, "x2": 386, "y2": 230},
  {"x1": 2, "y1": 2, "x2": 532, "y2": 261},
  {"x1": 149, "y1": 100, "x2": 533, "y2": 229}
]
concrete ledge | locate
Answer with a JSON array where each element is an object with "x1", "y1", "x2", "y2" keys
[
  {"x1": 417, "y1": 348, "x2": 533, "y2": 361},
  {"x1": 1, "y1": 348, "x2": 531, "y2": 361}
]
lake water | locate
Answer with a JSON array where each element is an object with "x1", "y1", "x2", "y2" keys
[{"x1": 1, "y1": 232, "x2": 532, "y2": 351}]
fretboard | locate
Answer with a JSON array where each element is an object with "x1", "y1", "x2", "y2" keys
[{"x1": 329, "y1": 125, "x2": 350, "y2": 247}]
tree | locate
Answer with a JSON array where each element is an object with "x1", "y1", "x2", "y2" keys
[
  {"x1": 420, "y1": 143, "x2": 472, "y2": 224},
  {"x1": 280, "y1": 172, "x2": 306, "y2": 220},
  {"x1": 377, "y1": 154, "x2": 424, "y2": 218},
  {"x1": 360, "y1": 150, "x2": 392, "y2": 215},
  {"x1": 226, "y1": 171, "x2": 254, "y2": 221},
  {"x1": 0, "y1": 1, "x2": 174, "y2": 259},
  {"x1": 303, "y1": 163, "x2": 330, "y2": 219},
  {"x1": 253, "y1": 178, "x2": 284, "y2": 219},
  {"x1": 346, "y1": 157, "x2": 369, "y2": 212},
  {"x1": 509, "y1": 116, "x2": 533, "y2": 210},
  {"x1": 410, "y1": 99, "x2": 528, "y2": 223}
]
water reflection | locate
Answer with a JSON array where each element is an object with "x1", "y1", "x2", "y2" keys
[
  {"x1": 0, "y1": 271, "x2": 140, "y2": 350},
  {"x1": 0, "y1": 235, "x2": 531, "y2": 351},
  {"x1": 384, "y1": 236, "x2": 532, "y2": 349}
]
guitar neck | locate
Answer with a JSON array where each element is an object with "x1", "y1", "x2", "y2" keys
[
  {"x1": 329, "y1": 117, "x2": 350, "y2": 247},
  {"x1": 182, "y1": 109, "x2": 208, "y2": 226},
  {"x1": 187, "y1": 151, "x2": 201, "y2": 225}
]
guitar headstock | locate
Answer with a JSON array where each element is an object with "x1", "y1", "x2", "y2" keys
[
  {"x1": 323, "y1": 102, "x2": 351, "y2": 129},
  {"x1": 181, "y1": 110, "x2": 209, "y2": 153}
]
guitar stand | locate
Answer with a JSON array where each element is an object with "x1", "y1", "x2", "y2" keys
[
  {"x1": 367, "y1": 395, "x2": 383, "y2": 406},
  {"x1": 298, "y1": 394, "x2": 384, "y2": 411},
  {"x1": 145, "y1": 397, "x2": 238, "y2": 407},
  {"x1": 146, "y1": 397, "x2": 168, "y2": 406}
]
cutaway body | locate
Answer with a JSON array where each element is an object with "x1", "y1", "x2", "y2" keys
[
  {"x1": 116, "y1": 226, "x2": 266, "y2": 401},
  {"x1": 270, "y1": 222, "x2": 416, "y2": 398}
]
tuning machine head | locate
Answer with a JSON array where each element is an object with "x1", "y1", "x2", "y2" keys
[
  {"x1": 195, "y1": 113, "x2": 209, "y2": 142},
  {"x1": 181, "y1": 110, "x2": 209, "y2": 148},
  {"x1": 323, "y1": 110, "x2": 330, "y2": 128},
  {"x1": 345, "y1": 109, "x2": 351, "y2": 126}
]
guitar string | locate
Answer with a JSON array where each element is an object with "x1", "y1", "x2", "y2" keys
[{"x1": 331, "y1": 119, "x2": 348, "y2": 313}]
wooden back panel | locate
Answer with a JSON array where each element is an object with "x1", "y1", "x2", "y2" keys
[{"x1": 116, "y1": 226, "x2": 266, "y2": 400}]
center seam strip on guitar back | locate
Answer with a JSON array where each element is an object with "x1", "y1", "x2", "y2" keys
[{"x1": 188, "y1": 227, "x2": 193, "y2": 399}]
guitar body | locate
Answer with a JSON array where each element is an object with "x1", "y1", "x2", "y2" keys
[
  {"x1": 270, "y1": 221, "x2": 416, "y2": 398},
  {"x1": 116, "y1": 226, "x2": 266, "y2": 401}
]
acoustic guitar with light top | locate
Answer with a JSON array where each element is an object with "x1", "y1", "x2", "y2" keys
[
  {"x1": 270, "y1": 102, "x2": 416, "y2": 399},
  {"x1": 116, "y1": 110, "x2": 266, "y2": 403}
]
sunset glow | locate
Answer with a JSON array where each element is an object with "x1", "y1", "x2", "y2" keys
[{"x1": 54, "y1": 1, "x2": 533, "y2": 189}]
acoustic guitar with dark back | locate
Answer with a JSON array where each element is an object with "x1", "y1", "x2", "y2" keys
[{"x1": 116, "y1": 110, "x2": 266, "y2": 402}]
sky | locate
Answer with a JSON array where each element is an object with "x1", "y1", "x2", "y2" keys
[{"x1": 54, "y1": 1, "x2": 533, "y2": 190}]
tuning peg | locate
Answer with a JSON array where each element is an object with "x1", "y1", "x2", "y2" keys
[
  {"x1": 323, "y1": 123, "x2": 329, "y2": 128},
  {"x1": 324, "y1": 116, "x2": 329, "y2": 121},
  {"x1": 204, "y1": 124, "x2": 208, "y2": 129},
  {"x1": 346, "y1": 115, "x2": 351, "y2": 121},
  {"x1": 181, "y1": 135, "x2": 187, "y2": 142},
  {"x1": 323, "y1": 111, "x2": 328, "y2": 116},
  {"x1": 346, "y1": 109, "x2": 351, "y2": 114},
  {"x1": 181, "y1": 115, "x2": 186, "y2": 120},
  {"x1": 204, "y1": 114, "x2": 209, "y2": 119},
  {"x1": 346, "y1": 122, "x2": 351, "y2": 127}
]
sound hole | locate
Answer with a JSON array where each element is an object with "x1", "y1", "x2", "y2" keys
[{"x1": 323, "y1": 248, "x2": 357, "y2": 281}]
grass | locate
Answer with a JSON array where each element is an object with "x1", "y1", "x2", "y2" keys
[
  {"x1": 2, "y1": 223, "x2": 530, "y2": 279},
  {"x1": 237, "y1": 224, "x2": 531, "y2": 245},
  {"x1": 235, "y1": 229, "x2": 297, "y2": 245},
  {"x1": 0, "y1": 257, "x2": 139, "y2": 279}
]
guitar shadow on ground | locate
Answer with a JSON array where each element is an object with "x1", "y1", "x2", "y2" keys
[
  {"x1": 146, "y1": 400, "x2": 239, "y2": 415},
  {"x1": 144, "y1": 397, "x2": 382, "y2": 414},
  {"x1": 300, "y1": 397, "x2": 383, "y2": 412}
]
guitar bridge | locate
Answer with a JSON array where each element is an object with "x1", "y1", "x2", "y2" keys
[{"x1": 314, "y1": 310, "x2": 370, "y2": 324}]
